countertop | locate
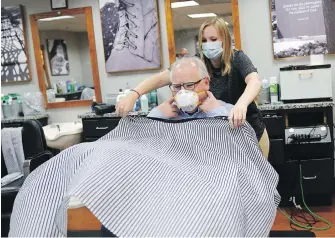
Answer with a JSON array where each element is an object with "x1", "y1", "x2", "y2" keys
[
  {"x1": 78, "y1": 111, "x2": 149, "y2": 119},
  {"x1": 258, "y1": 101, "x2": 334, "y2": 111},
  {"x1": 1, "y1": 114, "x2": 49, "y2": 124},
  {"x1": 79, "y1": 101, "x2": 334, "y2": 118}
]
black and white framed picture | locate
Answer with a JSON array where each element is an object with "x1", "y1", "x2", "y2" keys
[
  {"x1": 99, "y1": 0, "x2": 162, "y2": 73},
  {"x1": 1, "y1": 5, "x2": 31, "y2": 83},
  {"x1": 270, "y1": 0, "x2": 335, "y2": 59},
  {"x1": 50, "y1": 0, "x2": 68, "y2": 10},
  {"x1": 47, "y1": 39, "x2": 70, "y2": 76}
]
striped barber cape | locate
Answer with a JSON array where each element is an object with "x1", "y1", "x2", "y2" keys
[{"x1": 9, "y1": 117, "x2": 280, "y2": 237}]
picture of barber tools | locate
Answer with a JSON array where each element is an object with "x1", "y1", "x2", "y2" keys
[{"x1": 99, "y1": 0, "x2": 162, "y2": 73}]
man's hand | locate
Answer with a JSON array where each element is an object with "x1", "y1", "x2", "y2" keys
[
  {"x1": 199, "y1": 91, "x2": 221, "y2": 113},
  {"x1": 156, "y1": 97, "x2": 179, "y2": 118}
]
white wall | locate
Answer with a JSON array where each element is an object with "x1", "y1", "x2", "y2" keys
[
  {"x1": 238, "y1": 0, "x2": 335, "y2": 101},
  {"x1": 77, "y1": 32, "x2": 93, "y2": 87},
  {"x1": 40, "y1": 30, "x2": 84, "y2": 85},
  {"x1": 1, "y1": 0, "x2": 171, "y2": 123}
]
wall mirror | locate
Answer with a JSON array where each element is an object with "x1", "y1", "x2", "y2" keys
[
  {"x1": 165, "y1": 0, "x2": 241, "y2": 64},
  {"x1": 30, "y1": 7, "x2": 101, "y2": 108}
]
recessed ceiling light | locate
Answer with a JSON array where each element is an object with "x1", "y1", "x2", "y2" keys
[
  {"x1": 188, "y1": 13, "x2": 217, "y2": 18},
  {"x1": 171, "y1": 1, "x2": 199, "y2": 8},
  {"x1": 38, "y1": 16, "x2": 75, "y2": 21}
]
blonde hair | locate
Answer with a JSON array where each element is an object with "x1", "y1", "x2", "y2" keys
[{"x1": 198, "y1": 17, "x2": 234, "y2": 76}]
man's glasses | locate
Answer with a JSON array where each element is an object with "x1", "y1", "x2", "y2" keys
[{"x1": 169, "y1": 78, "x2": 204, "y2": 92}]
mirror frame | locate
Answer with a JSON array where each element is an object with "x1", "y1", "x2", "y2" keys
[
  {"x1": 164, "y1": 0, "x2": 242, "y2": 64},
  {"x1": 30, "y1": 7, "x2": 102, "y2": 109}
]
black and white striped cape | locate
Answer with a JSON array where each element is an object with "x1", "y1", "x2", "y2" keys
[{"x1": 9, "y1": 117, "x2": 280, "y2": 237}]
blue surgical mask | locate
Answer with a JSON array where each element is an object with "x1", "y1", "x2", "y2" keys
[{"x1": 202, "y1": 41, "x2": 223, "y2": 60}]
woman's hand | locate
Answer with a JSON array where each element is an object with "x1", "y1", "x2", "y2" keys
[
  {"x1": 228, "y1": 102, "x2": 248, "y2": 128},
  {"x1": 116, "y1": 91, "x2": 139, "y2": 117}
]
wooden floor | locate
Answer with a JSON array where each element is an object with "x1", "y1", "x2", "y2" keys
[
  {"x1": 68, "y1": 197, "x2": 335, "y2": 236},
  {"x1": 272, "y1": 202, "x2": 335, "y2": 237}
]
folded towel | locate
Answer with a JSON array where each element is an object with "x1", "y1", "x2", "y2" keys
[
  {"x1": 1, "y1": 127, "x2": 24, "y2": 174},
  {"x1": 1, "y1": 172, "x2": 23, "y2": 187}
]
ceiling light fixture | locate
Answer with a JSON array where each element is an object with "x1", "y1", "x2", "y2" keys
[
  {"x1": 171, "y1": 1, "x2": 199, "y2": 8},
  {"x1": 38, "y1": 16, "x2": 75, "y2": 21},
  {"x1": 188, "y1": 13, "x2": 217, "y2": 18}
]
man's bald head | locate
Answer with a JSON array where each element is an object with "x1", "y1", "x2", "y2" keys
[
  {"x1": 169, "y1": 57, "x2": 210, "y2": 96},
  {"x1": 179, "y1": 48, "x2": 189, "y2": 57}
]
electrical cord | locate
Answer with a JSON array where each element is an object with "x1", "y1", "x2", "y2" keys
[
  {"x1": 278, "y1": 164, "x2": 332, "y2": 231},
  {"x1": 284, "y1": 207, "x2": 320, "y2": 231}
]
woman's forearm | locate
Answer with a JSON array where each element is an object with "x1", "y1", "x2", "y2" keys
[
  {"x1": 134, "y1": 69, "x2": 170, "y2": 96},
  {"x1": 237, "y1": 72, "x2": 262, "y2": 106}
]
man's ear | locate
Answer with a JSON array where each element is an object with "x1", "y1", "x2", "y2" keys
[{"x1": 204, "y1": 77, "x2": 210, "y2": 85}]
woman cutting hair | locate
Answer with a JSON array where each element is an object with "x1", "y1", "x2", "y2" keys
[{"x1": 117, "y1": 17, "x2": 269, "y2": 156}]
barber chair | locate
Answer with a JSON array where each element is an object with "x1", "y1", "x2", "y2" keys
[{"x1": 1, "y1": 120, "x2": 53, "y2": 237}]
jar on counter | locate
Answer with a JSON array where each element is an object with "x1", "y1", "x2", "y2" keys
[{"x1": 258, "y1": 78, "x2": 270, "y2": 105}]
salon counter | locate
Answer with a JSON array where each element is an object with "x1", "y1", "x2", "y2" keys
[
  {"x1": 1, "y1": 114, "x2": 49, "y2": 128},
  {"x1": 258, "y1": 101, "x2": 334, "y2": 111}
]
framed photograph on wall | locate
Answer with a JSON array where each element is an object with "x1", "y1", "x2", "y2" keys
[
  {"x1": 47, "y1": 39, "x2": 70, "y2": 76},
  {"x1": 99, "y1": 0, "x2": 162, "y2": 73},
  {"x1": 270, "y1": 0, "x2": 335, "y2": 59},
  {"x1": 50, "y1": 0, "x2": 68, "y2": 10},
  {"x1": 1, "y1": 5, "x2": 31, "y2": 83}
]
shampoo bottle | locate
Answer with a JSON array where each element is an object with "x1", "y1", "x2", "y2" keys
[{"x1": 140, "y1": 94, "x2": 149, "y2": 113}]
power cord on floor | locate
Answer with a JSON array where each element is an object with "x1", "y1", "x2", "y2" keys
[
  {"x1": 284, "y1": 207, "x2": 320, "y2": 231},
  {"x1": 278, "y1": 164, "x2": 332, "y2": 231}
]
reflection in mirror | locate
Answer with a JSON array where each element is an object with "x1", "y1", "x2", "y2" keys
[
  {"x1": 40, "y1": 45, "x2": 51, "y2": 89},
  {"x1": 172, "y1": 0, "x2": 234, "y2": 59},
  {"x1": 37, "y1": 14, "x2": 95, "y2": 103}
]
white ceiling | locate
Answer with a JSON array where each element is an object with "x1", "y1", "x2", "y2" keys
[
  {"x1": 37, "y1": 1, "x2": 231, "y2": 32},
  {"x1": 172, "y1": 0, "x2": 232, "y2": 30},
  {"x1": 38, "y1": 14, "x2": 87, "y2": 32}
]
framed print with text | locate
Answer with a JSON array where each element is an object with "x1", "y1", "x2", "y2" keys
[{"x1": 270, "y1": 0, "x2": 335, "y2": 59}]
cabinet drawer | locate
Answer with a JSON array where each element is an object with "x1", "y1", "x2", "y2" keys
[
  {"x1": 263, "y1": 114, "x2": 285, "y2": 137},
  {"x1": 287, "y1": 158, "x2": 334, "y2": 195},
  {"x1": 268, "y1": 139, "x2": 285, "y2": 165},
  {"x1": 83, "y1": 119, "x2": 120, "y2": 138}
]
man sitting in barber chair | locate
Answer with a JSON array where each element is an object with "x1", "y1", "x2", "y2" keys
[
  {"x1": 148, "y1": 57, "x2": 233, "y2": 120},
  {"x1": 69, "y1": 57, "x2": 234, "y2": 234},
  {"x1": 68, "y1": 57, "x2": 268, "y2": 235}
]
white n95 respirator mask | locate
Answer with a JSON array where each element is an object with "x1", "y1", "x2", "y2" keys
[{"x1": 174, "y1": 90, "x2": 200, "y2": 113}]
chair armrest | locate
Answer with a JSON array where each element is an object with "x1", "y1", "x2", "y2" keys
[
  {"x1": 23, "y1": 151, "x2": 53, "y2": 179},
  {"x1": 23, "y1": 160, "x2": 31, "y2": 179}
]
